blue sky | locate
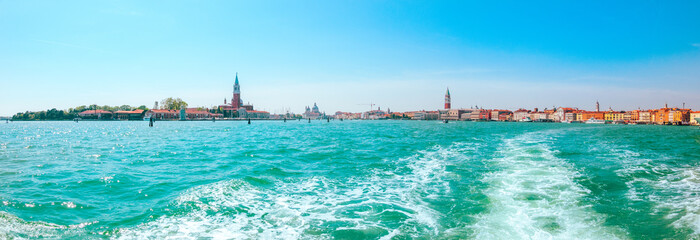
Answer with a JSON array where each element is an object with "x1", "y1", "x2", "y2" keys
[{"x1": 1, "y1": 1, "x2": 699, "y2": 116}]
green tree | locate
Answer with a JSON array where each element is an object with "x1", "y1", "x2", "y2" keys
[
  {"x1": 160, "y1": 97, "x2": 188, "y2": 110},
  {"x1": 73, "y1": 105, "x2": 87, "y2": 113}
]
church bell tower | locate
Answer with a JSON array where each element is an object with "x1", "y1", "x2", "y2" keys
[
  {"x1": 232, "y1": 73, "x2": 241, "y2": 109},
  {"x1": 445, "y1": 87, "x2": 451, "y2": 109}
]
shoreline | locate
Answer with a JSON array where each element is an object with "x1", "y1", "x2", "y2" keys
[{"x1": 5, "y1": 119, "x2": 699, "y2": 127}]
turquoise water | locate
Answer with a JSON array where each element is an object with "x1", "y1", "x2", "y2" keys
[{"x1": 1, "y1": 121, "x2": 700, "y2": 239}]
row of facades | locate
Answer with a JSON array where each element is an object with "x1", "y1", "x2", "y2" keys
[{"x1": 400, "y1": 107, "x2": 700, "y2": 125}]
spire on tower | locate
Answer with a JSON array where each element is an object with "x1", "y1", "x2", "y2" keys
[
  {"x1": 444, "y1": 87, "x2": 451, "y2": 109},
  {"x1": 232, "y1": 72, "x2": 241, "y2": 108}
]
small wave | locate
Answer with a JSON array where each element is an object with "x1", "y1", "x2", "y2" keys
[
  {"x1": 62, "y1": 202, "x2": 77, "y2": 209},
  {"x1": 0, "y1": 211, "x2": 62, "y2": 239},
  {"x1": 473, "y1": 131, "x2": 627, "y2": 239},
  {"x1": 0, "y1": 211, "x2": 94, "y2": 239},
  {"x1": 605, "y1": 142, "x2": 700, "y2": 236},
  {"x1": 100, "y1": 175, "x2": 115, "y2": 183},
  {"x1": 652, "y1": 166, "x2": 700, "y2": 236},
  {"x1": 114, "y1": 143, "x2": 475, "y2": 239}
]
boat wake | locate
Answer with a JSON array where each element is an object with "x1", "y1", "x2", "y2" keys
[
  {"x1": 472, "y1": 130, "x2": 627, "y2": 239},
  {"x1": 113, "y1": 143, "x2": 475, "y2": 239},
  {"x1": 604, "y1": 142, "x2": 700, "y2": 237},
  {"x1": 0, "y1": 211, "x2": 95, "y2": 239}
]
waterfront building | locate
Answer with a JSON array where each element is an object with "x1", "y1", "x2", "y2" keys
[
  {"x1": 114, "y1": 109, "x2": 145, "y2": 120},
  {"x1": 438, "y1": 109, "x2": 448, "y2": 120},
  {"x1": 513, "y1": 109, "x2": 531, "y2": 122},
  {"x1": 622, "y1": 112, "x2": 634, "y2": 122},
  {"x1": 543, "y1": 109, "x2": 557, "y2": 121},
  {"x1": 363, "y1": 107, "x2": 388, "y2": 120},
  {"x1": 553, "y1": 107, "x2": 577, "y2": 122},
  {"x1": 671, "y1": 108, "x2": 691, "y2": 124},
  {"x1": 653, "y1": 108, "x2": 670, "y2": 124},
  {"x1": 146, "y1": 109, "x2": 178, "y2": 120},
  {"x1": 564, "y1": 112, "x2": 578, "y2": 122},
  {"x1": 402, "y1": 111, "x2": 418, "y2": 119},
  {"x1": 451, "y1": 109, "x2": 477, "y2": 120},
  {"x1": 604, "y1": 111, "x2": 625, "y2": 122},
  {"x1": 638, "y1": 110, "x2": 653, "y2": 123},
  {"x1": 238, "y1": 109, "x2": 270, "y2": 119},
  {"x1": 334, "y1": 111, "x2": 361, "y2": 120},
  {"x1": 184, "y1": 108, "x2": 213, "y2": 120},
  {"x1": 470, "y1": 109, "x2": 490, "y2": 121},
  {"x1": 531, "y1": 112, "x2": 548, "y2": 121},
  {"x1": 412, "y1": 111, "x2": 439, "y2": 120},
  {"x1": 440, "y1": 109, "x2": 469, "y2": 120},
  {"x1": 580, "y1": 111, "x2": 605, "y2": 121},
  {"x1": 690, "y1": 111, "x2": 700, "y2": 125},
  {"x1": 78, "y1": 110, "x2": 113, "y2": 120},
  {"x1": 490, "y1": 109, "x2": 513, "y2": 121},
  {"x1": 653, "y1": 108, "x2": 690, "y2": 125},
  {"x1": 444, "y1": 88, "x2": 451, "y2": 109},
  {"x1": 528, "y1": 108, "x2": 549, "y2": 121},
  {"x1": 387, "y1": 112, "x2": 410, "y2": 119},
  {"x1": 628, "y1": 110, "x2": 640, "y2": 122}
]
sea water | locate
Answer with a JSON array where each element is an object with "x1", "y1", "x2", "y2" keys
[{"x1": 1, "y1": 121, "x2": 699, "y2": 239}]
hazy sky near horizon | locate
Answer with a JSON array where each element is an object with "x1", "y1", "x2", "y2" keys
[{"x1": 2, "y1": 1, "x2": 700, "y2": 116}]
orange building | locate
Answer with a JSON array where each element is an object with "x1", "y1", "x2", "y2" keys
[
  {"x1": 580, "y1": 111, "x2": 605, "y2": 121},
  {"x1": 628, "y1": 110, "x2": 640, "y2": 122},
  {"x1": 653, "y1": 108, "x2": 691, "y2": 125}
]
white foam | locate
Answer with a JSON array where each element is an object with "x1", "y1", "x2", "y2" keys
[
  {"x1": 473, "y1": 131, "x2": 627, "y2": 239},
  {"x1": 652, "y1": 166, "x2": 700, "y2": 235},
  {"x1": 605, "y1": 142, "x2": 700, "y2": 236},
  {"x1": 114, "y1": 143, "x2": 477, "y2": 239},
  {"x1": 0, "y1": 211, "x2": 93, "y2": 239},
  {"x1": 62, "y1": 202, "x2": 76, "y2": 209},
  {"x1": 0, "y1": 211, "x2": 58, "y2": 239}
]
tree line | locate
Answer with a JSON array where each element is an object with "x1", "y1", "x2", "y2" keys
[
  {"x1": 12, "y1": 105, "x2": 149, "y2": 121},
  {"x1": 11, "y1": 97, "x2": 189, "y2": 121}
]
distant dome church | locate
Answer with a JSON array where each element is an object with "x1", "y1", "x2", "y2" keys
[{"x1": 303, "y1": 103, "x2": 324, "y2": 119}]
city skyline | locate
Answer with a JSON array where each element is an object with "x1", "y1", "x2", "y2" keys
[{"x1": 2, "y1": 1, "x2": 700, "y2": 116}]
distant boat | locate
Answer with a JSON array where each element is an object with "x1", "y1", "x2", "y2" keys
[
  {"x1": 585, "y1": 118, "x2": 605, "y2": 124},
  {"x1": 519, "y1": 117, "x2": 532, "y2": 122}
]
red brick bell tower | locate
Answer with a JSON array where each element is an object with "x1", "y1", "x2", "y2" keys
[{"x1": 444, "y1": 87, "x2": 451, "y2": 109}]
